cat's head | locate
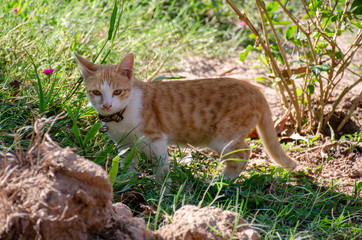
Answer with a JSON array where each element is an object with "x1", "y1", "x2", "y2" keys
[{"x1": 75, "y1": 53, "x2": 134, "y2": 116}]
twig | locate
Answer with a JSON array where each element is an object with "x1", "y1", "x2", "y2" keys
[
  {"x1": 146, "y1": 40, "x2": 181, "y2": 82},
  {"x1": 256, "y1": 0, "x2": 301, "y2": 130},
  {"x1": 302, "y1": 142, "x2": 337, "y2": 152},
  {"x1": 336, "y1": 90, "x2": 362, "y2": 132},
  {"x1": 186, "y1": 143, "x2": 215, "y2": 160},
  {"x1": 324, "y1": 76, "x2": 362, "y2": 128},
  {"x1": 219, "y1": 67, "x2": 237, "y2": 76},
  {"x1": 301, "y1": 0, "x2": 344, "y2": 56}
]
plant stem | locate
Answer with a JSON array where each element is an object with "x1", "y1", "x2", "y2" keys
[
  {"x1": 256, "y1": 0, "x2": 301, "y2": 130},
  {"x1": 226, "y1": 0, "x2": 301, "y2": 130},
  {"x1": 336, "y1": 91, "x2": 362, "y2": 132},
  {"x1": 324, "y1": 77, "x2": 362, "y2": 128}
]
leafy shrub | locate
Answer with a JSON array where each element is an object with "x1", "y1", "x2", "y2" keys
[{"x1": 227, "y1": 0, "x2": 362, "y2": 134}]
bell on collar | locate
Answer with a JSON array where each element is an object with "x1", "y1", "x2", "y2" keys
[{"x1": 99, "y1": 122, "x2": 108, "y2": 133}]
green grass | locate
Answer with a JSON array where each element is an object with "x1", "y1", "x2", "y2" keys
[{"x1": 1, "y1": 0, "x2": 361, "y2": 239}]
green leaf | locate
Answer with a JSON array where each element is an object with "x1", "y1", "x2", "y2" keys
[
  {"x1": 291, "y1": 38, "x2": 302, "y2": 47},
  {"x1": 259, "y1": 54, "x2": 269, "y2": 66},
  {"x1": 310, "y1": 0, "x2": 321, "y2": 10},
  {"x1": 296, "y1": 32, "x2": 307, "y2": 41},
  {"x1": 109, "y1": 153, "x2": 121, "y2": 185},
  {"x1": 255, "y1": 76, "x2": 269, "y2": 82},
  {"x1": 266, "y1": 2, "x2": 279, "y2": 13},
  {"x1": 271, "y1": 20, "x2": 291, "y2": 25},
  {"x1": 307, "y1": 84, "x2": 315, "y2": 95},
  {"x1": 327, "y1": 122, "x2": 335, "y2": 141},
  {"x1": 286, "y1": 26, "x2": 297, "y2": 40},
  {"x1": 316, "y1": 41, "x2": 328, "y2": 53},
  {"x1": 83, "y1": 122, "x2": 101, "y2": 147},
  {"x1": 292, "y1": 60, "x2": 306, "y2": 65},
  {"x1": 249, "y1": 33, "x2": 256, "y2": 39},
  {"x1": 239, "y1": 45, "x2": 254, "y2": 62},
  {"x1": 351, "y1": 21, "x2": 362, "y2": 28},
  {"x1": 352, "y1": 0, "x2": 362, "y2": 15},
  {"x1": 308, "y1": 77, "x2": 319, "y2": 83},
  {"x1": 290, "y1": 73, "x2": 304, "y2": 80},
  {"x1": 271, "y1": 48, "x2": 284, "y2": 65},
  {"x1": 296, "y1": 87, "x2": 303, "y2": 97},
  {"x1": 309, "y1": 64, "x2": 332, "y2": 77},
  {"x1": 311, "y1": 32, "x2": 320, "y2": 38}
]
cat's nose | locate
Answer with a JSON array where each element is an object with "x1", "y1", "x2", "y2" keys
[{"x1": 103, "y1": 104, "x2": 112, "y2": 110}]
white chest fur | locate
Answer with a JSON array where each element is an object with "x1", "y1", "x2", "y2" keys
[{"x1": 105, "y1": 86, "x2": 144, "y2": 146}]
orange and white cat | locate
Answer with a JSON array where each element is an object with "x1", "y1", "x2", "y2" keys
[{"x1": 75, "y1": 53, "x2": 297, "y2": 181}]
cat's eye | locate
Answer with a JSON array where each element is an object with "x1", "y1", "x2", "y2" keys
[
  {"x1": 92, "y1": 90, "x2": 101, "y2": 96},
  {"x1": 113, "y1": 89, "x2": 123, "y2": 95}
]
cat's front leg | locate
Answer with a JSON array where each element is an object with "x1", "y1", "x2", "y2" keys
[{"x1": 140, "y1": 138, "x2": 169, "y2": 182}]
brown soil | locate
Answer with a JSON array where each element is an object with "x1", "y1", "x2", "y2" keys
[
  {"x1": 163, "y1": 55, "x2": 361, "y2": 196},
  {"x1": 0, "y1": 119, "x2": 156, "y2": 240},
  {"x1": 156, "y1": 205, "x2": 260, "y2": 240}
]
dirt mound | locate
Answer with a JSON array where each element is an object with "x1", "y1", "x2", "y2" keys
[
  {"x1": 0, "y1": 119, "x2": 156, "y2": 240},
  {"x1": 157, "y1": 205, "x2": 260, "y2": 240},
  {"x1": 0, "y1": 118, "x2": 259, "y2": 240}
]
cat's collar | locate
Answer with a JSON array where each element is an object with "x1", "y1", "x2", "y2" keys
[{"x1": 98, "y1": 107, "x2": 127, "y2": 123}]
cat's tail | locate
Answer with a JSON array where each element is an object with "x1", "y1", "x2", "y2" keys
[{"x1": 256, "y1": 108, "x2": 297, "y2": 170}]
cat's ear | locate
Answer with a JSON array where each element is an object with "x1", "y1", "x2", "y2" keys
[
  {"x1": 117, "y1": 53, "x2": 134, "y2": 80},
  {"x1": 74, "y1": 53, "x2": 98, "y2": 78}
]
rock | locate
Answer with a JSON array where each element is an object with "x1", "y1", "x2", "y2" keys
[{"x1": 156, "y1": 205, "x2": 260, "y2": 240}]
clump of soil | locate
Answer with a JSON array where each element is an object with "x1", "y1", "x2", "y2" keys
[
  {"x1": 156, "y1": 205, "x2": 260, "y2": 240},
  {"x1": 0, "y1": 119, "x2": 156, "y2": 240},
  {"x1": 0, "y1": 118, "x2": 260, "y2": 240}
]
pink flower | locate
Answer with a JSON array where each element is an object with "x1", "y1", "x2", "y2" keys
[
  {"x1": 240, "y1": 21, "x2": 247, "y2": 26},
  {"x1": 43, "y1": 69, "x2": 54, "y2": 75},
  {"x1": 14, "y1": 8, "x2": 18, "y2": 13}
]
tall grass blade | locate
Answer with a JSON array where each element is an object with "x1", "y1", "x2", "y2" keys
[
  {"x1": 64, "y1": 105, "x2": 83, "y2": 148},
  {"x1": 25, "y1": 50, "x2": 45, "y2": 113},
  {"x1": 108, "y1": 1, "x2": 118, "y2": 41},
  {"x1": 121, "y1": 137, "x2": 143, "y2": 173},
  {"x1": 45, "y1": 75, "x2": 57, "y2": 107},
  {"x1": 101, "y1": 49, "x2": 111, "y2": 64},
  {"x1": 154, "y1": 180, "x2": 168, "y2": 231}
]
